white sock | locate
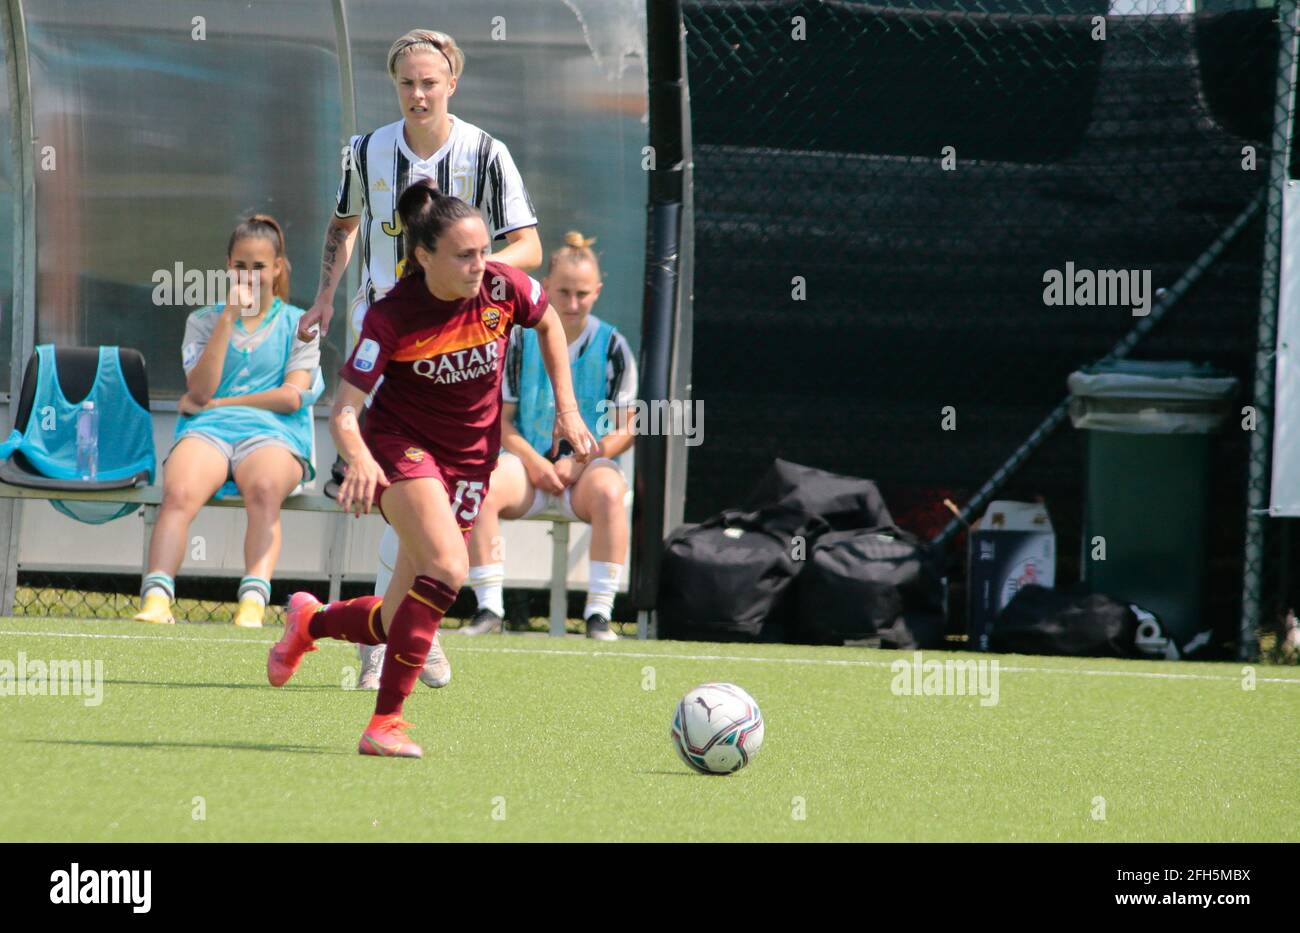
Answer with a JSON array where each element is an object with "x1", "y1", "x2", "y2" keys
[
  {"x1": 469, "y1": 563, "x2": 505, "y2": 617},
  {"x1": 142, "y1": 572, "x2": 174, "y2": 602},
  {"x1": 238, "y1": 576, "x2": 270, "y2": 606},
  {"x1": 583, "y1": 561, "x2": 621, "y2": 620}
]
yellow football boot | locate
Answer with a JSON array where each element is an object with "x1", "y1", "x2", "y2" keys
[
  {"x1": 133, "y1": 591, "x2": 175, "y2": 625},
  {"x1": 233, "y1": 595, "x2": 266, "y2": 628}
]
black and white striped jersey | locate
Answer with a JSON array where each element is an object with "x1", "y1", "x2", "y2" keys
[{"x1": 334, "y1": 115, "x2": 538, "y2": 331}]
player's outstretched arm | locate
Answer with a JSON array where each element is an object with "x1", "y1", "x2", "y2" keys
[
  {"x1": 298, "y1": 215, "x2": 361, "y2": 341},
  {"x1": 330, "y1": 380, "x2": 389, "y2": 516}
]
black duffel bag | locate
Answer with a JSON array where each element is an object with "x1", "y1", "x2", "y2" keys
[
  {"x1": 990, "y1": 584, "x2": 1139, "y2": 658},
  {"x1": 744, "y1": 458, "x2": 893, "y2": 531},
  {"x1": 658, "y1": 506, "x2": 827, "y2": 642},
  {"x1": 792, "y1": 526, "x2": 946, "y2": 649}
]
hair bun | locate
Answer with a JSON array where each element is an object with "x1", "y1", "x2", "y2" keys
[{"x1": 564, "y1": 230, "x2": 596, "y2": 249}]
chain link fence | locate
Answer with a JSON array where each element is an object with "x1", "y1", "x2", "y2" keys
[
  {"x1": 15, "y1": 562, "x2": 305, "y2": 624},
  {"x1": 682, "y1": 0, "x2": 1294, "y2": 658},
  {"x1": 14, "y1": 565, "x2": 638, "y2": 635},
  {"x1": 12, "y1": 506, "x2": 637, "y2": 635}
]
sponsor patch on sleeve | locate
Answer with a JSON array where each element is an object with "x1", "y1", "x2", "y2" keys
[
  {"x1": 527, "y1": 275, "x2": 543, "y2": 305},
  {"x1": 182, "y1": 342, "x2": 199, "y2": 369},
  {"x1": 354, "y1": 337, "x2": 380, "y2": 373}
]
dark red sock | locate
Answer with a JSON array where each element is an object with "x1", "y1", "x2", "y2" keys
[
  {"x1": 308, "y1": 595, "x2": 385, "y2": 645},
  {"x1": 375, "y1": 575, "x2": 456, "y2": 717}
]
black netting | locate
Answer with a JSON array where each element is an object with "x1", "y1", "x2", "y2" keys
[{"x1": 682, "y1": 0, "x2": 1291, "y2": 657}]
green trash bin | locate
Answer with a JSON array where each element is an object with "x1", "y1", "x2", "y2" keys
[{"x1": 1068, "y1": 360, "x2": 1238, "y2": 658}]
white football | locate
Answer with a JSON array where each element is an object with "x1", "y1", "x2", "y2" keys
[{"x1": 670, "y1": 682, "x2": 765, "y2": 775}]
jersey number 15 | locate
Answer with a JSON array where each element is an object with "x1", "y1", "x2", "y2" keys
[{"x1": 450, "y1": 480, "x2": 485, "y2": 523}]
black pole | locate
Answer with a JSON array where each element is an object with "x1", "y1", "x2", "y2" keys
[{"x1": 631, "y1": 0, "x2": 686, "y2": 613}]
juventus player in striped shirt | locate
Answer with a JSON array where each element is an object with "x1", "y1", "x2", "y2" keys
[{"x1": 297, "y1": 29, "x2": 542, "y2": 690}]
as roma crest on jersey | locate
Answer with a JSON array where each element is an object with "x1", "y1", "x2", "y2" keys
[
  {"x1": 404, "y1": 447, "x2": 426, "y2": 463},
  {"x1": 481, "y1": 307, "x2": 501, "y2": 331}
]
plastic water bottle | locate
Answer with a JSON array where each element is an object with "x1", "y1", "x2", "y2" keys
[{"x1": 76, "y1": 400, "x2": 98, "y2": 482}]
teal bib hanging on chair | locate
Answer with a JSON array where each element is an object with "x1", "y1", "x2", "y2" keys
[{"x1": 0, "y1": 345, "x2": 156, "y2": 524}]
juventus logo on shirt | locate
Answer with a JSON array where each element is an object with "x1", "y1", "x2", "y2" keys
[{"x1": 382, "y1": 209, "x2": 403, "y2": 238}]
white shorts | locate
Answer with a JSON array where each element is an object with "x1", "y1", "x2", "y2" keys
[
  {"x1": 171, "y1": 431, "x2": 308, "y2": 484},
  {"x1": 501, "y1": 452, "x2": 628, "y2": 521}
]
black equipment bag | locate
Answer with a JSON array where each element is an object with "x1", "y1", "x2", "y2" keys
[
  {"x1": 743, "y1": 458, "x2": 893, "y2": 531},
  {"x1": 657, "y1": 506, "x2": 826, "y2": 642},
  {"x1": 792, "y1": 527, "x2": 946, "y2": 649}
]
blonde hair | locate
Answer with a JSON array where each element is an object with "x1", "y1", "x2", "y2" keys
[
  {"x1": 547, "y1": 231, "x2": 601, "y2": 276},
  {"x1": 387, "y1": 29, "x2": 465, "y2": 80}
]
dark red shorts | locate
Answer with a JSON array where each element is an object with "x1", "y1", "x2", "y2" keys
[{"x1": 364, "y1": 432, "x2": 492, "y2": 539}]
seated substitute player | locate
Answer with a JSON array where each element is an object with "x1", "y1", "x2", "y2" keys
[
  {"x1": 298, "y1": 28, "x2": 542, "y2": 690},
  {"x1": 462, "y1": 232, "x2": 637, "y2": 641},
  {"x1": 135, "y1": 215, "x2": 322, "y2": 628},
  {"x1": 267, "y1": 181, "x2": 596, "y2": 758}
]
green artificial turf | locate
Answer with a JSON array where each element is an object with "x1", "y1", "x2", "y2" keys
[{"x1": 1, "y1": 617, "x2": 1296, "y2": 841}]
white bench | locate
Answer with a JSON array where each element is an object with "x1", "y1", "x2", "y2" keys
[{"x1": 0, "y1": 479, "x2": 585, "y2": 635}]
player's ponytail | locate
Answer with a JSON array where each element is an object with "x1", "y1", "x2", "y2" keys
[
  {"x1": 547, "y1": 230, "x2": 601, "y2": 277},
  {"x1": 397, "y1": 179, "x2": 478, "y2": 276},
  {"x1": 228, "y1": 213, "x2": 292, "y2": 301}
]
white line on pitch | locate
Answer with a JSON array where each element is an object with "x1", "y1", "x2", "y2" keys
[{"x1": 2, "y1": 626, "x2": 1299, "y2": 685}]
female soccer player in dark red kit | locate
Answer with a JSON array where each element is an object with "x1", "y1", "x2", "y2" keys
[{"x1": 267, "y1": 180, "x2": 596, "y2": 758}]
